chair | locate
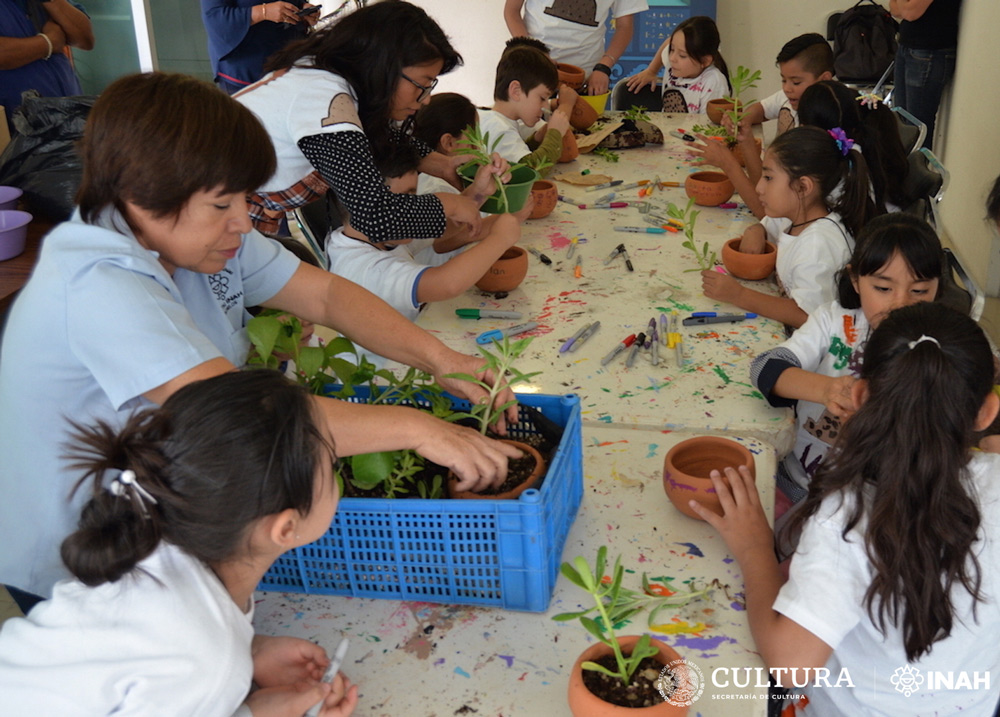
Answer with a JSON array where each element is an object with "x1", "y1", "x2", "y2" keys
[
  {"x1": 290, "y1": 192, "x2": 342, "y2": 270},
  {"x1": 891, "y1": 105, "x2": 926, "y2": 154},
  {"x1": 610, "y1": 81, "x2": 662, "y2": 112}
]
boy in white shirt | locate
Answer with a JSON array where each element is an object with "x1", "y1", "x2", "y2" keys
[
  {"x1": 478, "y1": 45, "x2": 576, "y2": 172},
  {"x1": 326, "y1": 144, "x2": 525, "y2": 326}
]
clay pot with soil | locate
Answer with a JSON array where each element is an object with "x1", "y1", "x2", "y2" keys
[
  {"x1": 529, "y1": 180, "x2": 558, "y2": 219},
  {"x1": 475, "y1": 246, "x2": 529, "y2": 293},
  {"x1": 662, "y1": 436, "x2": 756, "y2": 520},
  {"x1": 684, "y1": 171, "x2": 735, "y2": 207},
  {"x1": 568, "y1": 636, "x2": 691, "y2": 716},
  {"x1": 448, "y1": 439, "x2": 545, "y2": 500}
]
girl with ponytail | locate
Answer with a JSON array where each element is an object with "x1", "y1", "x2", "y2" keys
[
  {"x1": 695, "y1": 302, "x2": 1000, "y2": 715},
  {"x1": 0, "y1": 370, "x2": 358, "y2": 717},
  {"x1": 702, "y1": 125, "x2": 878, "y2": 329}
]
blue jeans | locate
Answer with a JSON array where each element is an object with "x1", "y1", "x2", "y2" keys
[{"x1": 893, "y1": 44, "x2": 957, "y2": 150}]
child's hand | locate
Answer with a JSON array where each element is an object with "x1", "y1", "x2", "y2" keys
[
  {"x1": 252, "y1": 635, "x2": 328, "y2": 687},
  {"x1": 738, "y1": 224, "x2": 766, "y2": 254},
  {"x1": 701, "y1": 269, "x2": 744, "y2": 306},
  {"x1": 823, "y1": 375, "x2": 858, "y2": 418},
  {"x1": 511, "y1": 196, "x2": 534, "y2": 224},
  {"x1": 690, "y1": 466, "x2": 773, "y2": 564},
  {"x1": 556, "y1": 84, "x2": 578, "y2": 113},
  {"x1": 685, "y1": 134, "x2": 736, "y2": 171},
  {"x1": 548, "y1": 110, "x2": 571, "y2": 136},
  {"x1": 245, "y1": 674, "x2": 358, "y2": 717},
  {"x1": 624, "y1": 68, "x2": 658, "y2": 92}
]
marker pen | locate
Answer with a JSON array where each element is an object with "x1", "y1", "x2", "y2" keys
[
  {"x1": 651, "y1": 327, "x2": 660, "y2": 366},
  {"x1": 682, "y1": 313, "x2": 757, "y2": 326},
  {"x1": 456, "y1": 309, "x2": 523, "y2": 320},
  {"x1": 573, "y1": 255, "x2": 582, "y2": 278},
  {"x1": 305, "y1": 638, "x2": 350, "y2": 717},
  {"x1": 567, "y1": 236, "x2": 578, "y2": 260},
  {"x1": 559, "y1": 323, "x2": 592, "y2": 353},
  {"x1": 617, "y1": 180, "x2": 651, "y2": 191},
  {"x1": 603, "y1": 246, "x2": 622, "y2": 265},
  {"x1": 476, "y1": 321, "x2": 539, "y2": 345},
  {"x1": 659, "y1": 313, "x2": 668, "y2": 346},
  {"x1": 569, "y1": 320, "x2": 601, "y2": 352},
  {"x1": 578, "y1": 202, "x2": 630, "y2": 209},
  {"x1": 618, "y1": 244, "x2": 634, "y2": 272},
  {"x1": 669, "y1": 129, "x2": 696, "y2": 142},
  {"x1": 646, "y1": 318, "x2": 656, "y2": 345},
  {"x1": 718, "y1": 202, "x2": 739, "y2": 209},
  {"x1": 625, "y1": 332, "x2": 645, "y2": 367},
  {"x1": 595, "y1": 192, "x2": 617, "y2": 204},
  {"x1": 615, "y1": 226, "x2": 667, "y2": 234},
  {"x1": 601, "y1": 333, "x2": 636, "y2": 365},
  {"x1": 586, "y1": 180, "x2": 623, "y2": 192},
  {"x1": 557, "y1": 195, "x2": 578, "y2": 205},
  {"x1": 527, "y1": 247, "x2": 552, "y2": 265}
]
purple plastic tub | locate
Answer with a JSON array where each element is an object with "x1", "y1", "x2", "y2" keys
[
  {"x1": 0, "y1": 186, "x2": 23, "y2": 211},
  {"x1": 0, "y1": 210, "x2": 32, "y2": 261}
]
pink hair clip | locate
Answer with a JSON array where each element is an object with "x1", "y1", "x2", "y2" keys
[{"x1": 858, "y1": 92, "x2": 883, "y2": 109}]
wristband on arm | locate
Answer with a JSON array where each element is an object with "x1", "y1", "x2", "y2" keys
[{"x1": 592, "y1": 63, "x2": 613, "y2": 76}]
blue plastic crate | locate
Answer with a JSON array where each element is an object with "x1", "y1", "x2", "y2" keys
[{"x1": 259, "y1": 391, "x2": 582, "y2": 612}]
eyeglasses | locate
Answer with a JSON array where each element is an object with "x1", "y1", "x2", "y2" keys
[{"x1": 400, "y1": 72, "x2": 438, "y2": 102}]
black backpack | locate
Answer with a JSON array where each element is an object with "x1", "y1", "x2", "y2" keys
[{"x1": 832, "y1": 0, "x2": 899, "y2": 82}]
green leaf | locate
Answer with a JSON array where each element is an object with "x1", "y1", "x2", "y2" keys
[
  {"x1": 296, "y1": 345, "x2": 327, "y2": 380},
  {"x1": 246, "y1": 315, "x2": 282, "y2": 363},
  {"x1": 551, "y1": 608, "x2": 595, "y2": 621},
  {"x1": 581, "y1": 661, "x2": 622, "y2": 679},
  {"x1": 579, "y1": 616, "x2": 608, "y2": 642},
  {"x1": 559, "y1": 562, "x2": 587, "y2": 589},
  {"x1": 348, "y1": 451, "x2": 397, "y2": 490}
]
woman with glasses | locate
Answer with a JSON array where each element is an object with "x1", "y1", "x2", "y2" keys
[{"x1": 236, "y1": 0, "x2": 502, "y2": 243}]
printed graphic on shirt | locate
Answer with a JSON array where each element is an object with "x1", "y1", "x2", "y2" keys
[
  {"x1": 662, "y1": 89, "x2": 687, "y2": 113},
  {"x1": 777, "y1": 107, "x2": 795, "y2": 135},
  {"x1": 322, "y1": 93, "x2": 362, "y2": 130},
  {"x1": 209, "y1": 268, "x2": 244, "y2": 314},
  {"x1": 803, "y1": 409, "x2": 841, "y2": 446},
  {"x1": 543, "y1": 0, "x2": 599, "y2": 27}
]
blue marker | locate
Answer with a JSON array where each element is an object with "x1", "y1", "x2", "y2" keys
[{"x1": 477, "y1": 321, "x2": 539, "y2": 345}]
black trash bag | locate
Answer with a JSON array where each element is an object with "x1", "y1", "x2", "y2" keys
[{"x1": 0, "y1": 90, "x2": 96, "y2": 222}]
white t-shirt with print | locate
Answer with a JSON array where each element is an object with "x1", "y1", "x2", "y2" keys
[
  {"x1": 477, "y1": 108, "x2": 531, "y2": 165},
  {"x1": 521, "y1": 0, "x2": 648, "y2": 70},
  {"x1": 662, "y1": 64, "x2": 728, "y2": 114}
]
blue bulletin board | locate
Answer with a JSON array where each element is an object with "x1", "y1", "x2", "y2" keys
[{"x1": 605, "y1": 0, "x2": 717, "y2": 85}]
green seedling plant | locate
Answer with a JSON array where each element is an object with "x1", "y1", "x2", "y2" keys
[
  {"x1": 444, "y1": 335, "x2": 540, "y2": 435},
  {"x1": 622, "y1": 106, "x2": 650, "y2": 123},
  {"x1": 592, "y1": 147, "x2": 620, "y2": 163},
  {"x1": 247, "y1": 311, "x2": 450, "y2": 496},
  {"x1": 667, "y1": 198, "x2": 714, "y2": 271},
  {"x1": 691, "y1": 65, "x2": 761, "y2": 146},
  {"x1": 458, "y1": 125, "x2": 531, "y2": 213},
  {"x1": 553, "y1": 547, "x2": 711, "y2": 685}
]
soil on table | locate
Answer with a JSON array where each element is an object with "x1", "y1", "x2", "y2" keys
[{"x1": 581, "y1": 654, "x2": 672, "y2": 708}]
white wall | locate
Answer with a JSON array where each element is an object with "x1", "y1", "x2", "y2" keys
[{"x1": 415, "y1": 0, "x2": 999, "y2": 292}]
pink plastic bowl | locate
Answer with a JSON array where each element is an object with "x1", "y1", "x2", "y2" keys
[
  {"x1": 0, "y1": 186, "x2": 23, "y2": 211},
  {"x1": 0, "y1": 210, "x2": 32, "y2": 261}
]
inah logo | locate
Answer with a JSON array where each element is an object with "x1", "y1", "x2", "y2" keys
[
  {"x1": 658, "y1": 658, "x2": 705, "y2": 707},
  {"x1": 891, "y1": 665, "x2": 924, "y2": 697}
]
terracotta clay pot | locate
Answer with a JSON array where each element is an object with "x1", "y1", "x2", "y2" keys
[
  {"x1": 684, "y1": 171, "x2": 735, "y2": 207},
  {"x1": 448, "y1": 440, "x2": 544, "y2": 499},
  {"x1": 475, "y1": 246, "x2": 529, "y2": 293},
  {"x1": 560, "y1": 129, "x2": 580, "y2": 163},
  {"x1": 663, "y1": 436, "x2": 756, "y2": 520},
  {"x1": 558, "y1": 63, "x2": 586, "y2": 91},
  {"x1": 730, "y1": 137, "x2": 763, "y2": 168},
  {"x1": 721, "y1": 237, "x2": 776, "y2": 280},
  {"x1": 568, "y1": 636, "x2": 691, "y2": 716},
  {"x1": 529, "y1": 180, "x2": 558, "y2": 219},
  {"x1": 705, "y1": 98, "x2": 739, "y2": 125},
  {"x1": 570, "y1": 95, "x2": 600, "y2": 131}
]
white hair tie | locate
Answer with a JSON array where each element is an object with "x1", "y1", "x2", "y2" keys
[
  {"x1": 110, "y1": 469, "x2": 158, "y2": 516},
  {"x1": 907, "y1": 335, "x2": 940, "y2": 350}
]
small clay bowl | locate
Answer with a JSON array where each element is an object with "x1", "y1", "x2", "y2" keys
[
  {"x1": 705, "y1": 98, "x2": 739, "y2": 125},
  {"x1": 557, "y1": 63, "x2": 586, "y2": 91},
  {"x1": 721, "y1": 238, "x2": 777, "y2": 280},
  {"x1": 448, "y1": 440, "x2": 544, "y2": 500},
  {"x1": 475, "y1": 246, "x2": 529, "y2": 293},
  {"x1": 684, "y1": 171, "x2": 735, "y2": 207},
  {"x1": 570, "y1": 95, "x2": 599, "y2": 131},
  {"x1": 663, "y1": 436, "x2": 755, "y2": 520},
  {"x1": 529, "y1": 180, "x2": 558, "y2": 219}
]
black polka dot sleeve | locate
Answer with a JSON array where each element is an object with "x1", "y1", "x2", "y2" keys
[{"x1": 298, "y1": 132, "x2": 446, "y2": 243}]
